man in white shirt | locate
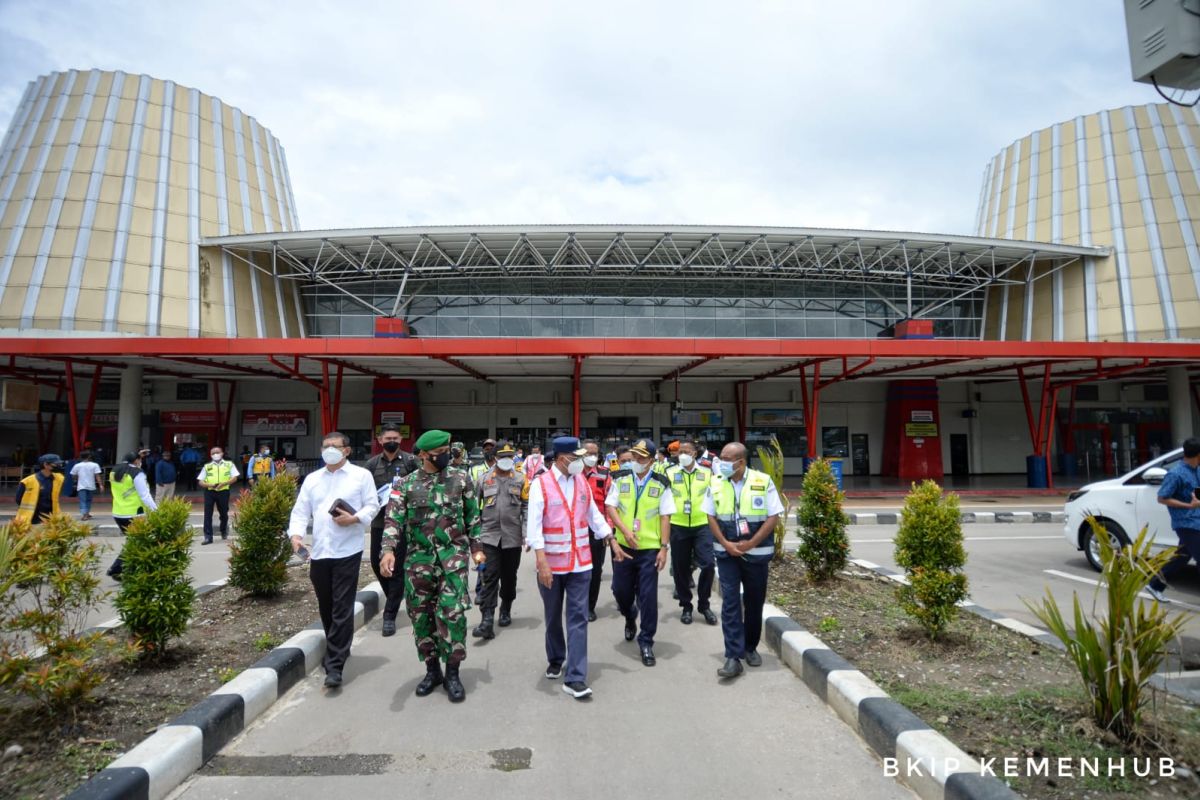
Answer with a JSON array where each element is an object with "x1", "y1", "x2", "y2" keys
[
  {"x1": 70, "y1": 450, "x2": 104, "y2": 520},
  {"x1": 703, "y1": 441, "x2": 785, "y2": 680},
  {"x1": 288, "y1": 431, "x2": 380, "y2": 689},
  {"x1": 527, "y1": 436, "x2": 619, "y2": 699}
]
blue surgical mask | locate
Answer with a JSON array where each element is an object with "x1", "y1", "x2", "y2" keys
[{"x1": 718, "y1": 461, "x2": 735, "y2": 478}]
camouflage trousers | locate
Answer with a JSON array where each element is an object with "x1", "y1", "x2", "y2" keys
[{"x1": 405, "y1": 552, "x2": 471, "y2": 666}]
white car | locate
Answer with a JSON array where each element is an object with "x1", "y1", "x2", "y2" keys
[{"x1": 1063, "y1": 448, "x2": 1181, "y2": 572}]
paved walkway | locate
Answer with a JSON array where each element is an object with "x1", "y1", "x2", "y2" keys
[{"x1": 172, "y1": 569, "x2": 913, "y2": 800}]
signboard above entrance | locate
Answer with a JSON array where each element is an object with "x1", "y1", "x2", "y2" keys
[
  {"x1": 750, "y1": 408, "x2": 805, "y2": 426},
  {"x1": 670, "y1": 409, "x2": 723, "y2": 426},
  {"x1": 241, "y1": 410, "x2": 309, "y2": 436}
]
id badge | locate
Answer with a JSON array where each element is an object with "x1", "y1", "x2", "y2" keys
[
  {"x1": 633, "y1": 519, "x2": 642, "y2": 533},
  {"x1": 683, "y1": 500, "x2": 692, "y2": 515},
  {"x1": 737, "y1": 518, "x2": 750, "y2": 537}
]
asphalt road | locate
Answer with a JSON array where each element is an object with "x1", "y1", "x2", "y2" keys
[{"x1": 845, "y1": 522, "x2": 1200, "y2": 660}]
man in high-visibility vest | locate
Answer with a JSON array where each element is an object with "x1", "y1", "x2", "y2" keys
[
  {"x1": 666, "y1": 439, "x2": 717, "y2": 626},
  {"x1": 605, "y1": 439, "x2": 674, "y2": 667},
  {"x1": 704, "y1": 441, "x2": 784, "y2": 680},
  {"x1": 247, "y1": 445, "x2": 276, "y2": 486},
  {"x1": 199, "y1": 445, "x2": 239, "y2": 544},
  {"x1": 468, "y1": 439, "x2": 496, "y2": 484},
  {"x1": 107, "y1": 451, "x2": 158, "y2": 580},
  {"x1": 14, "y1": 454, "x2": 65, "y2": 524}
]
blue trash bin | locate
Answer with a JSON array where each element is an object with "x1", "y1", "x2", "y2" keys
[
  {"x1": 1025, "y1": 454, "x2": 1048, "y2": 489},
  {"x1": 828, "y1": 458, "x2": 844, "y2": 491}
]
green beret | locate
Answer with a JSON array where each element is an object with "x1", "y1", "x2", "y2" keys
[{"x1": 415, "y1": 429, "x2": 451, "y2": 452}]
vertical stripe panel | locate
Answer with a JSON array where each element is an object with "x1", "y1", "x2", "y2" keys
[
  {"x1": 146, "y1": 80, "x2": 175, "y2": 335},
  {"x1": 277, "y1": 140, "x2": 300, "y2": 229},
  {"x1": 1167, "y1": 104, "x2": 1200, "y2": 307},
  {"x1": 187, "y1": 88, "x2": 201, "y2": 336},
  {"x1": 998, "y1": 285, "x2": 1009, "y2": 341},
  {"x1": 989, "y1": 147, "x2": 1009, "y2": 238},
  {"x1": 102, "y1": 74, "x2": 151, "y2": 331},
  {"x1": 1051, "y1": 123, "x2": 1064, "y2": 340},
  {"x1": 232, "y1": 109, "x2": 264, "y2": 335},
  {"x1": 210, "y1": 97, "x2": 236, "y2": 336},
  {"x1": 248, "y1": 119, "x2": 275, "y2": 231},
  {"x1": 0, "y1": 72, "x2": 76, "y2": 309},
  {"x1": 1076, "y1": 117, "x2": 1098, "y2": 340},
  {"x1": 1125, "y1": 106, "x2": 1177, "y2": 338},
  {"x1": 0, "y1": 79, "x2": 42, "y2": 178},
  {"x1": 0, "y1": 76, "x2": 53, "y2": 251},
  {"x1": 62, "y1": 71, "x2": 126, "y2": 329},
  {"x1": 21, "y1": 70, "x2": 99, "y2": 326},
  {"x1": 1098, "y1": 110, "x2": 1137, "y2": 340},
  {"x1": 973, "y1": 163, "x2": 990, "y2": 235},
  {"x1": 1024, "y1": 134, "x2": 1039, "y2": 241},
  {"x1": 1004, "y1": 138, "x2": 1022, "y2": 239},
  {"x1": 265, "y1": 133, "x2": 290, "y2": 233}
]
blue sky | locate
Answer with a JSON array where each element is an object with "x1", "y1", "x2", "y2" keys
[{"x1": 0, "y1": 0, "x2": 1169, "y2": 235}]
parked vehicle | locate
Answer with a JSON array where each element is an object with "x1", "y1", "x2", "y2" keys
[{"x1": 1063, "y1": 447, "x2": 1181, "y2": 571}]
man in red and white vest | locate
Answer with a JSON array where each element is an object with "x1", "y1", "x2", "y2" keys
[{"x1": 526, "y1": 436, "x2": 623, "y2": 700}]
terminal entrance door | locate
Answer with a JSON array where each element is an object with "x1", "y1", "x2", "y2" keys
[{"x1": 1072, "y1": 425, "x2": 1114, "y2": 479}]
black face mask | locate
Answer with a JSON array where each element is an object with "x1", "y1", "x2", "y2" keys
[
  {"x1": 382, "y1": 441, "x2": 400, "y2": 454},
  {"x1": 432, "y1": 452, "x2": 452, "y2": 471}
]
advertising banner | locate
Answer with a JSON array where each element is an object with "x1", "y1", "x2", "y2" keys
[{"x1": 241, "y1": 410, "x2": 309, "y2": 436}]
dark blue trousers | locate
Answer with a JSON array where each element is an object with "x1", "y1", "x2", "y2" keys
[
  {"x1": 716, "y1": 554, "x2": 769, "y2": 660},
  {"x1": 1150, "y1": 527, "x2": 1200, "y2": 591},
  {"x1": 539, "y1": 569, "x2": 591, "y2": 684},
  {"x1": 611, "y1": 547, "x2": 659, "y2": 648}
]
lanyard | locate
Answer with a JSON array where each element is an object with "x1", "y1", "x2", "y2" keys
[{"x1": 633, "y1": 472, "x2": 653, "y2": 518}]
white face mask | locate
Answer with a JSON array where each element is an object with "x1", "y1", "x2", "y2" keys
[
  {"x1": 630, "y1": 460, "x2": 648, "y2": 475},
  {"x1": 583, "y1": 455, "x2": 599, "y2": 468},
  {"x1": 567, "y1": 459, "x2": 585, "y2": 476},
  {"x1": 321, "y1": 447, "x2": 344, "y2": 466},
  {"x1": 496, "y1": 457, "x2": 515, "y2": 472},
  {"x1": 678, "y1": 453, "x2": 694, "y2": 468},
  {"x1": 211, "y1": 453, "x2": 223, "y2": 462}
]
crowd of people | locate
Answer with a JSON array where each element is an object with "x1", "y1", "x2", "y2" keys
[{"x1": 286, "y1": 424, "x2": 785, "y2": 699}]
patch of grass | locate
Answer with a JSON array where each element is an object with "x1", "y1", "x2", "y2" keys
[
  {"x1": 818, "y1": 615, "x2": 839, "y2": 633},
  {"x1": 253, "y1": 632, "x2": 281, "y2": 652},
  {"x1": 217, "y1": 666, "x2": 239, "y2": 684},
  {"x1": 61, "y1": 739, "x2": 121, "y2": 779}
]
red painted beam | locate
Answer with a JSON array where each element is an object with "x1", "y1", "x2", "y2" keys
[
  {"x1": 658, "y1": 356, "x2": 715, "y2": 382},
  {"x1": 161, "y1": 356, "x2": 288, "y2": 379}
]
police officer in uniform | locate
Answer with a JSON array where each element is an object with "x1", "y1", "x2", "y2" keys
[
  {"x1": 381, "y1": 429, "x2": 482, "y2": 703},
  {"x1": 606, "y1": 439, "x2": 674, "y2": 666},
  {"x1": 704, "y1": 441, "x2": 784, "y2": 679},
  {"x1": 364, "y1": 422, "x2": 418, "y2": 636},
  {"x1": 199, "y1": 445, "x2": 238, "y2": 544},
  {"x1": 666, "y1": 439, "x2": 717, "y2": 625},
  {"x1": 471, "y1": 441, "x2": 525, "y2": 639}
]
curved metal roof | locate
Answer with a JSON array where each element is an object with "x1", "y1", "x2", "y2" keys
[{"x1": 203, "y1": 224, "x2": 1108, "y2": 296}]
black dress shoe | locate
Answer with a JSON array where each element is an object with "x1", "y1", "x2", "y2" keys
[
  {"x1": 745, "y1": 650, "x2": 763, "y2": 667},
  {"x1": 381, "y1": 615, "x2": 397, "y2": 637},
  {"x1": 472, "y1": 618, "x2": 495, "y2": 640},
  {"x1": 324, "y1": 670, "x2": 343, "y2": 688},
  {"x1": 221, "y1": 534, "x2": 227, "y2": 540},
  {"x1": 701, "y1": 608, "x2": 718, "y2": 625},
  {"x1": 587, "y1": 610, "x2": 597, "y2": 623},
  {"x1": 497, "y1": 611, "x2": 511, "y2": 627},
  {"x1": 681, "y1": 608, "x2": 693, "y2": 625},
  {"x1": 201, "y1": 539, "x2": 213, "y2": 545},
  {"x1": 444, "y1": 665, "x2": 465, "y2": 703},
  {"x1": 415, "y1": 661, "x2": 444, "y2": 696},
  {"x1": 640, "y1": 646, "x2": 656, "y2": 667},
  {"x1": 624, "y1": 619, "x2": 636, "y2": 641},
  {"x1": 717, "y1": 658, "x2": 744, "y2": 679}
]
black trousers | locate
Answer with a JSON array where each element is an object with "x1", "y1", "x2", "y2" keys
[
  {"x1": 369, "y1": 527, "x2": 407, "y2": 616},
  {"x1": 310, "y1": 551, "x2": 362, "y2": 674},
  {"x1": 203, "y1": 489, "x2": 230, "y2": 540},
  {"x1": 478, "y1": 542, "x2": 522, "y2": 614},
  {"x1": 588, "y1": 531, "x2": 608, "y2": 612},
  {"x1": 671, "y1": 524, "x2": 715, "y2": 612},
  {"x1": 1151, "y1": 527, "x2": 1200, "y2": 591},
  {"x1": 107, "y1": 513, "x2": 141, "y2": 576}
]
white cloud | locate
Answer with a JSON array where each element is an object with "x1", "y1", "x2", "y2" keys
[{"x1": 0, "y1": 0, "x2": 1165, "y2": 234}]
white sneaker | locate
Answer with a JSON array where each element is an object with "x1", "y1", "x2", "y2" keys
[{"x1": 1146, "y1": 586, "x2": 1168, "y2": 603}]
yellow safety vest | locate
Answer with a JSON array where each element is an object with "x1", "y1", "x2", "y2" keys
[
  {"x1": 110, "y1": 471, "x2": 144, "y2": 517},
  {"x1": 710, "y1": 468, "x2": 776, "y2": 561},
  {"x1": 666, "y1": 464, "x2": 712, "y2": 527},
  {"x1": 15, "y1": 472, "x2": 62, "y2": 523},
  {"x1": 202, "y1": 460, "x2": 234, "y2": 491},
  {"x1": 610, "y1": 471, "x2": 670, "y2": 549}
]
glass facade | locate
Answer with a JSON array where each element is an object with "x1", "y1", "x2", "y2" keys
[{"x1": 301, "y1": 277, "x2": 984, "y2": 339}]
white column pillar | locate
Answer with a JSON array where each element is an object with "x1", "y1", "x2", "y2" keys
[
  {"x1": 967, "y1": 381, "x2": 984, "y2": 474},
  {"x1": 117, "y1": 366, "x2": 143, "y2": 459},
  {"x1": 1167, "y1": 366, "x2": 1193, "y2": 446}
]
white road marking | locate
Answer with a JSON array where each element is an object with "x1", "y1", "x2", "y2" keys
[
  {"x1": 1042, "y1": 569, "x2": 1200, "y2": 612},
  {"x1": 851, "y1": 535, "x2": 1062, "y2": 544}
]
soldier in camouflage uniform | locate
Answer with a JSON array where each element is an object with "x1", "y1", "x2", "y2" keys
[{"x1": 381, "y1": 429, "x2": 482, "y2": 703}]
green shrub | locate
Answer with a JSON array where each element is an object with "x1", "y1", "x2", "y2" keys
[
  {"x1": 893, "y1": 480, "x2": 968, "y2": 639},
  {"x1": 0, "y1": 515, "x2": 107, "y2": 710},
  {"x1": 114, "y1": 499, "x2": 195, "y2": 658},
  {"x1": 254, "y1": 631, "x2": 282, "y2": 651},
  {"x1": 755, "y1": 437, "x2": 791, "y2": 559},
  {"x1": 795, "y1": 458, "x2": 849, "y2": 580},
  {"x1": 228, "y1": 473, "x2": 297, "y2": 597},
  {"x1": 1026, "y1": 518, "x2": 1190, "y2": 741}
]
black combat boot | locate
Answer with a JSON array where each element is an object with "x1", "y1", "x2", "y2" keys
[
  {"x1": 472, "y1": 611, "x2": 496, "y2": 640},
  {"x1": 415, "y1": 659, "x2": 443, "y2": 696},
  {"x1": 498, "y1": 600, "x2": 512, "y2": 627},
  {"x1": 444, "y1": 664, "x2": 466, "y2": 702}
]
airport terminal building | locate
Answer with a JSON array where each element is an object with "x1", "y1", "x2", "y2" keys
[{"x1": 0, "y1": 69, "x2": 1198, "y2": 485}]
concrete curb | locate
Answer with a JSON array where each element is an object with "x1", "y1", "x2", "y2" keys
[
  {"x1": 66, "y1": 581, "x2": 387, "y2": 800},
  {"x1": 761, "y1": 602, "x2": 1020, "y2": 800}
]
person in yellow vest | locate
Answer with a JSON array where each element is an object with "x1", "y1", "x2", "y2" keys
[
  {"x1": 605, "y1": 439, "x2": 674, "y2": 667},
  {"x1": 107, "y1": 451, "x2": 158, "y2": 580},
  {"x1": 247, "y1": 445, "x2": 276, "y2": 486},
  {"x1": 704, "y1": 441, "x2": 785, "y2": 680},
  {"x1": 14, "y1": 454, "x2": 65, "y2": 524},
  {"x1": 468, "y1": 439, "x2": 497, "y2": 484},
  {"x1": 199, "y1": 445, "x2": 239, "y2": 544},
  {"x1": 666, "y1": 439, "x2": 718, "y2": 626}
]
